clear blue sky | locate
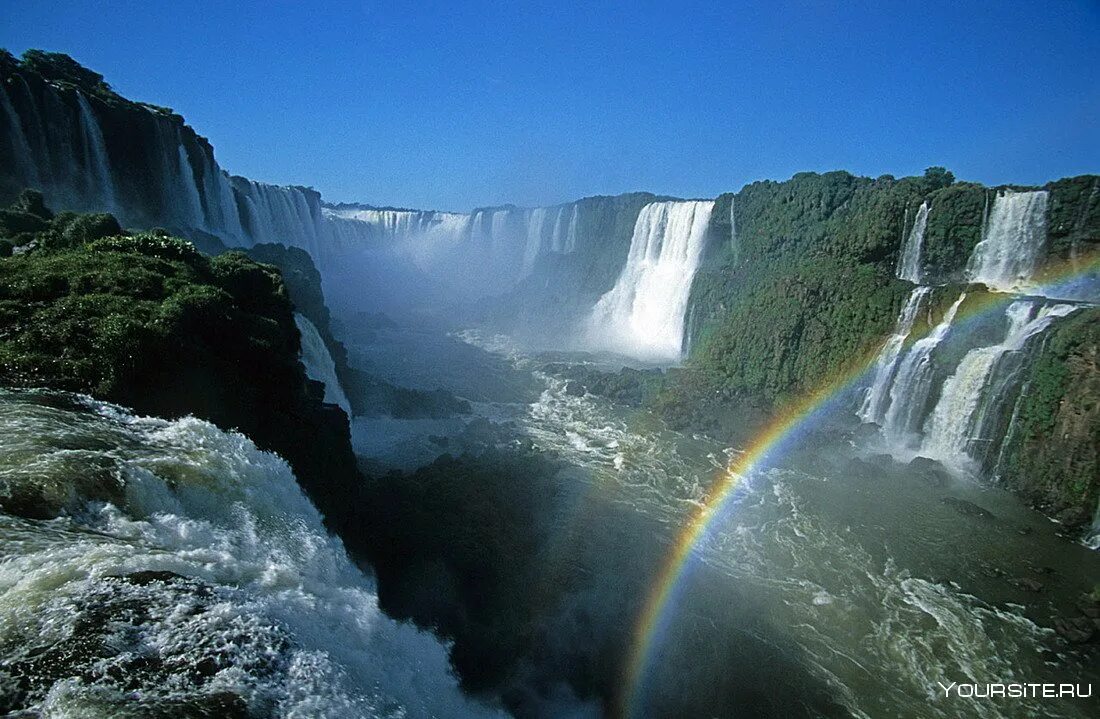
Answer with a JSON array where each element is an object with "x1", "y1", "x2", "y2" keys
[{"x1": 3, "y1": 1, "x2": 1098, "y2": 211}]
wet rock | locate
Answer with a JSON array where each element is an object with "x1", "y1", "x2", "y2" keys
[
  {"x1": 979, "y1": 563, "x2": 1006, "y2": 579},
  {"x1": 940, "y1": 496, "x2": 995, "y2": 520},
  {"x1": 1007, "y1": 577, "x2": 1044, "y2": 593},
  {"x1": 909, "y1": 457, "x2": 951, "y2": 488},
  {"x1": 1054, "y1": 506, "x2": 1089, "y2": 528},
  {"x1": 1077, "y1": 597, "x2": 1100, "y2": 619},
  {"x1": 1054, "y1": 616, "x2": 1096, "y2": 644}
]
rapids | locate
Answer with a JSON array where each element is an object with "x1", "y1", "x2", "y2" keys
[{"x1": 0, "y1": 390, "x2": 503, "y2": 719}]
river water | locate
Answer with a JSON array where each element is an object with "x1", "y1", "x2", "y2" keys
[{"x1": 342, "y1": 322, "x2": 1100, "y2": 719}]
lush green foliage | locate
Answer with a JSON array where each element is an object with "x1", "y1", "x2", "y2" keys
[
  {"x1": 668, "y1": 170, "x2": 938, "y2": 434},
  {"x1": 998, "y1": 309, "x2": 1100, "y2": 528},
  {"x1": 0, "y1": 202, "x2": 361, "y2": 519},
  {"x1": 919, "y1": 182, "x2": 986, "y2": 279},
  {"x1": 1045, "y1": 175, "x2": 1100, "y2": 261}
]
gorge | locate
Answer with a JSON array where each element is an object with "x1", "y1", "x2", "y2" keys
[{"x1": 1, "y1": 49, "x2": 1098, "y2": 719}]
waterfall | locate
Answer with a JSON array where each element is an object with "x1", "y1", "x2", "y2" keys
[
  {"x1": 294, "y1": 313, "x2": 353, "y2": 416},
  {"x1": 1088, "y1": 502, "x2": 1100, "y2": 550},
  {"x1": 0, "y1": 390, "x2": 502, "y2": 718},
  {"x1": 522, "y1": 207, "x2": 549, "y2": 275},
  {"x1": 233, "y1": 179, "x2": 325, "y2": 255},
  {"x1": 880, "y1": 293, "x2": 967, "y2": 447},
  {"x1": 550, "y1": 206, "x2": 569, "y2": 252},
  {"x1": 859, "y1": 287, "x2": 931, "y2": 424},
  {"x1": 175, "y1": 138, "x2": 206, "y2": 229},
  {"x1": 585, "y1": 200, "x2": 714, "y2": 361},
  {"x1": 0, "y1": 82, "x2": 38, "y2": 187},
  {"x1": 565, "y1": 204, "x2": 579, "y2": 252},
  {"x1": 321, "y1": 203, "x2": 586, "y2": 294},
  {"x1": 966, "y1": 190, "x2": 1049, "y2": 292},
  {"x1": 918, "y1": 302, "x2": 1077, "y2": 470},
  {"x1": 74, "y1": 93, "x2": 118, "y2": 214},
  {"x1": 201, "y1": 152, "x2": 245, "y2": 240},
  {"x1": 896, "y1": 201, "x2": 928, "y2": 283}
]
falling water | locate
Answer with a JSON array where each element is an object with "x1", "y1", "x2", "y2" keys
[
  {"x1": 295, "y1": 313, "x2": 353, "y2": 416},
  {"x1": 859, "y1": 287, "x2": 931, "y2": 424},
  {"x1": 75, "y1": 93, "x2": 118, "y2": 214},
  {"x1": 918, "y1": 302, "x2": 1078, "y2": 470},
  {"x1": 966, "y1": 190, "x2": 1049, "y2": 292},
  {"x1": 0, "y1": 390, "x2": 502, "y2": 718},
  {"x1": 175, "y1": 139, "x2": 205, "y2": 229},
  {"x1": 585, "y1": 200, "x2": 714, "y2": 361},
  {"x1": 522, "y1": 207, "x2": 549, "y2": 275},
  {"x1": 880, "y1": 293, "x2": 966, "y2": 447},
  {"x1": 896, "y1": 201, "x2": 929, "y2": 283},
  {"x1": 0, "y1": 82, "x2": 38, "y2": 187}
]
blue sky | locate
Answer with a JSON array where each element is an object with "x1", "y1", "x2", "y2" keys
[{"x1": 3, "y1": 1, "x2": 1098, "y2": 211}]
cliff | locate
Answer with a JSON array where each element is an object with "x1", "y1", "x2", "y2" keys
[{"x1": 0, "y1": 196, "x2": 361, "y2": 521}]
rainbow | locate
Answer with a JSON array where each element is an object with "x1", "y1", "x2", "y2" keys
[{"x1": 618, "y1": 254, "x2": 1099, "y2": 718}]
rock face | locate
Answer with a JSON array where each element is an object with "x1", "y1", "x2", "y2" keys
[{"x1": 997, "y1": 308, "x2": 1100, "y2": 532}]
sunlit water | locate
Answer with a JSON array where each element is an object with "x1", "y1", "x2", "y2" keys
[
  {"x1": 347, "y1": 324, "x2": 1100, "y2": 719},
  {"x1": 0, "y1": 390, "x2": 504, "y2": 718}
]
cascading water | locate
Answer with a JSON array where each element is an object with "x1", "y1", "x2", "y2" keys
[
  {"x1": 879, "y1": 293, "x2": 966, "y2": 447},
  {"x1": 521, "y1": 206, "x2": 549, "y2": 274},
  {"x1": 585, "y1": 200, "x2": 714, "y2": 361},
  {"x1": 174, "y1": 135, "x2": 206, "y2": 229},
  {"x1": 0, "y1": 82, "x2": 38, "y2": 187},
  {"x1": 295, "y1": 313, "x2": 353, "y2": 416},
  {"x1": 322, "y1": 202, "x2": 584, "y2": 296},
  {"x1": 0, "y1": 390, "x2": 503, "y2": 718},
  {"x1": 858, "y1": 287, "x2": 931, "y2": 424},
  {"x1": 896, "y1": 201, "x2": 928, "y2": 283},
  {"x1": 74, "y1": 93, "x2": 118, "y2": 215},
  {"x1": 918, "y1": 301, "x2": 1078, "y2": 470},
  {"x1": 966, "y1": 190, "x2": 1049, "y2": 292}
]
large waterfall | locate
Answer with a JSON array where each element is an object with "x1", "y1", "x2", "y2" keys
[
  {"x1": 321, "y1": 202, "x2": 584, "y2": 299},
  {"x1": 896, "y1": 201, "x2": 928, "y2": 283},
  {"x1": 966, "y1": 190, "x2": 1049, "y2": 292},
  {"x1": 585, "y1": 201, "x2": 714, "y2": 361},
  {"x1": 919, "y1": 301, "x2": 1078, "y2": 470},
  {"x1": 856, "y1": 180, "x2": 1093, "y2": 477},
  {"x1": 0, "y1": 75, "x2": 328, "y2": 252},
  {"x1": 295, "y1": 313, "x2": 353, "y2": 416}
]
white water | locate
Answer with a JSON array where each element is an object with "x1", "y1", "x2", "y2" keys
[
  {"x1": 449, "y1": 331, "x2": 1092, "y2": 719},
  {"x1": 0, "y1": 390, "x2": 502, "y2": 718},
  {"x1": 175, "y1": 137, "x2": 206, "y2": 230},
  {"x1": 585, "y1": 201, "x2": 714, "y2": 361},
  {"x1": 859, "y1": 287, "x2": 931, "y2": 424},
  {"x1": 966, "y1": 190, "x2": 1049, "y2": 292},
  {"x1": 880, "y1": 294, "x2": 966, "y2": 447},
  {"x1": 295, "y1": 313, "x2": 353, "y2": 416},
  {"x1": 918, "y1": 302, "x2": 1078, "y2": 470},
  {"x1": 74, "y1": 93, "x2": 118, "y2": 215},
  {"x1": 896, "y1": 201, "x2": 928, "y2": 283}
]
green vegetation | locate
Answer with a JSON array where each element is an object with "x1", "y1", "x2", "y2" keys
[
  {"x1": 0, "y1": 194, "x2": 360, "y2": 517},
  {"x1": 998, "y1": 309, "x2": 1100, "y2": 529},
  {"x1": 919, "y1": 182, "x2": 986, "y2": 279},
  {"x1": 1045, "y1": 175, "x2": 1100, "y2": 261},
  {"x1": 665, "y1": 170, "x2": 944, "y2": 435}
]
